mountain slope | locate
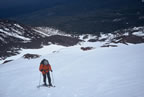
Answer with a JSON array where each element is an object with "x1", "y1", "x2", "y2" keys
[
  {"x1": 0, "y1": 41, "x2": 144, "y2": 97},
  {"x1": 1, "y1": 19, "x2": 144, "y2": 61},
  {"x1": 0, "y1": 19, "x2": 144, "y2": 97},
  {"x1": 0, "y1": 19, "x2": 81, "y2": 60}
]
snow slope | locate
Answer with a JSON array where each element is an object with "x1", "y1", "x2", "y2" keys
[{"x1": 0, "y1": 42, "x2": 144, "y2": 97}]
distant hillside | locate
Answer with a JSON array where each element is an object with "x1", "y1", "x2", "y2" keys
[
  {"x1": 10, "y1": 0, "x2": 144, "y2": 34},
  {"x1": 0, "y1": 19, "x2": 80, "y2": 60},
  {"x1": 1, "y1": 19, "x2": 144, "y2": 61}
]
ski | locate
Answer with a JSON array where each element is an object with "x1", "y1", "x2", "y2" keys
[
  {"x1": 45, "y1": 85, "x2": 56, "y2": 88},
  {"x1": 37, "y1": 84, "x2": 56, "y2": 88},
  {"x1": 48, "y1": 85, "x2": 56, "y2": 88}
]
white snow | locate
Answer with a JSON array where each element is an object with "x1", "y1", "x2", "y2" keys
[
  {"x1": 11, "y1": 33, "x2": 31, "y2": 41},
  {"x1": 0, "y1": 37, "x2": 4, "y2": 41},
  {"x1": 79, "y1": 34, "x2": 97, "y2": 42},
  {"x1": 14, "y1": 24, "x2": 24, "y2": 30},
  {"x1": 33, "y1": 29, "x2": 50, "y2": 37},
  {"x1": 0, "y1": 41, "x2": 144, "y2": 97},
  {"x1": 4, "y1": 28, "x2": 10, "y2": 31},
  {"x1": 0, "y1": 45, "x2": 65, "y2": 64},
  {"x1": 100, "y1": 33, "x2": 108, "y2": 39},
  {"x1": 123, "y1": 32, "x2": 129, "y2": 36},
  {"x1": 0, "y1": 29, "x2": 31, "y2": 41},
  {"x1": 133, "y1": 31, "x2": 144, "y2": 37},
  {"x1": 35, "y1": 27, "x2": 69, "y2": 36},
  {"x1": 12, "y1": 28, "x2": 24, "y2": 35}
]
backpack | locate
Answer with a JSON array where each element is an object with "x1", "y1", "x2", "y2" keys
[{"x1": 41, "y1": 59, "x2": 49, "y2": 65}]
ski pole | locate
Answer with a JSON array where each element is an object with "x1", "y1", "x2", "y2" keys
[
  {"x1": 51, "y1": 72, "x2": 55, "y2": 86},
  {"x1": 38, "y1": 73, "x2": 41, "y2": 87}
]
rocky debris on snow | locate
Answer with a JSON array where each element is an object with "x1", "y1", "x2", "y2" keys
[
  {"x1": 0, "y1": 19, "x2": 45, "y2": 59},
  {"x1": 83, "y1": 35, "x2": 89, "y2": 39},
  {"x1": 2, "y1": 60, "x2": 13, "y2": 64},
  {"x1": 1, "y1": 19, "x2": 144, "y2": 60},
  {"x1": 0, "y1": 19, "x2": 82, "y2": 59},
  {"x1": 0, "y1": 48, "x2": 20, "y2": 61},
  {"x1": 23, "y1": 53, "x2": 41, "y2": 59},
  {"x1": 110, "y1": 27, "x2": 144, "y2": 44},
  {"x1": 112, "y1": 35, "x2": 144, "y2": 44},
  {"x1": 34, "y1": 27, "x2": 68, "y2": 36},
  {"x1": 86, "y1": 27, "x2": 144, "y2": 47},
  {"x1": 88, "y1": 39, "x2": 98, "y2": 42},
  {"x1": 81, "y1": 47, "x2": 95, "y2": 51},
  {"x1": 52, "y1": 51, "x2": 60, "y2": 53},
  {"x1": 45, "y1": 35, "x2": 82, "y2": 47},
  {"x1": 101, "y1": 44, "x2": 118, "y2": 48},
  {"x1": 99, "y1": 38, "x2": 108, "y2": 42}
]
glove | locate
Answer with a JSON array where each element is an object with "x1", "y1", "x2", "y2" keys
[
  {"x1": 40, "y1": 69, "x2": 43, "y2": 72},
  {"x1": 51, "y1": 70, "x2": 53, "y2": 72}
]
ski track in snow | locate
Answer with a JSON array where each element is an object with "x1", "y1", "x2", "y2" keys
[{"x1": 0, "y1": 42, "x2": 144, "y2": 97}]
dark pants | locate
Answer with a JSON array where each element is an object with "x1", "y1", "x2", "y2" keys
[{"x1": 43, "y1": 71, "x2": 52, "y2": 85}]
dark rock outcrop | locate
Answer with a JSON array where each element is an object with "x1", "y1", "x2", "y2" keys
[
  {"x1": 0, "y1": 19, "x2": 81, "y2": 60},
  {"x1": 23, "y1": 53, "x2": 40, "y2": 59}
]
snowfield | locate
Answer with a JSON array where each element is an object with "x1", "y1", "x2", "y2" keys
[{"x1": 0, "y1": 41, "x2": 144, "y2": 97}]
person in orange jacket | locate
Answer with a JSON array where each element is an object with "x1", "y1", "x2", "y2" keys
[{"x1": 39, "y1": 59, "x2": 53, "y2": 86}]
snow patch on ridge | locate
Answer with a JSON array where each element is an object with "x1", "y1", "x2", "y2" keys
[
  {"x1": 0, "y1": 29, "x2": 31, "y2": 41},
  {"x1": 14, "y1": 24, "x2": 24, "y2": 30},
  {"x1": 133, "y1": 31, "x2": 144, "y2": 36},
  {"x1": 35, "y1": 27, "x2": 70, "y2": 36}
]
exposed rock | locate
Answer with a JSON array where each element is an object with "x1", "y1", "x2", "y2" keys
[
  {"x1": 113, "y1": 35, "x2": 144, "y2": 44},
  {"x1": 23, "y1": 53, "x2": 40, "y2": 59},
  {"x1": 83, "y1": 35, "x2": 89, "y2": 39},
  {"x1": 1, "y1": 19, "x2": 144, "y2": 60},
  {"x1": 2, "y1": 60, "x2": 13, "y2": 64},
  {"x1": 45, "y1": 35, "x2": 82, "y2": 47},
  {"x1": 81, "y1": 47, "x2": 95, "y2": 51},
  {"x1": 0, "y1": 19, "x2": 81, "y2": 59},
  {"x1": 88, "y1": 39, "x2": 98, "y2": 42},
  {"x1": 98, "y1": 38, "x2": 107, "y2": 42},
  {"x1": 101, "y1": 44, "x2": 118, "y2": 48}
]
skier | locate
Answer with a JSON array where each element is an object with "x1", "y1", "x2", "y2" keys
[{"x1": 39, "y1": 59, "x2": 53, "y2": 86}]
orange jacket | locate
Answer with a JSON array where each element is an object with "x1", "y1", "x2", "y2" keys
[{"x1": 39, "y1": 64, "x2": 52, "y2": 74}]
